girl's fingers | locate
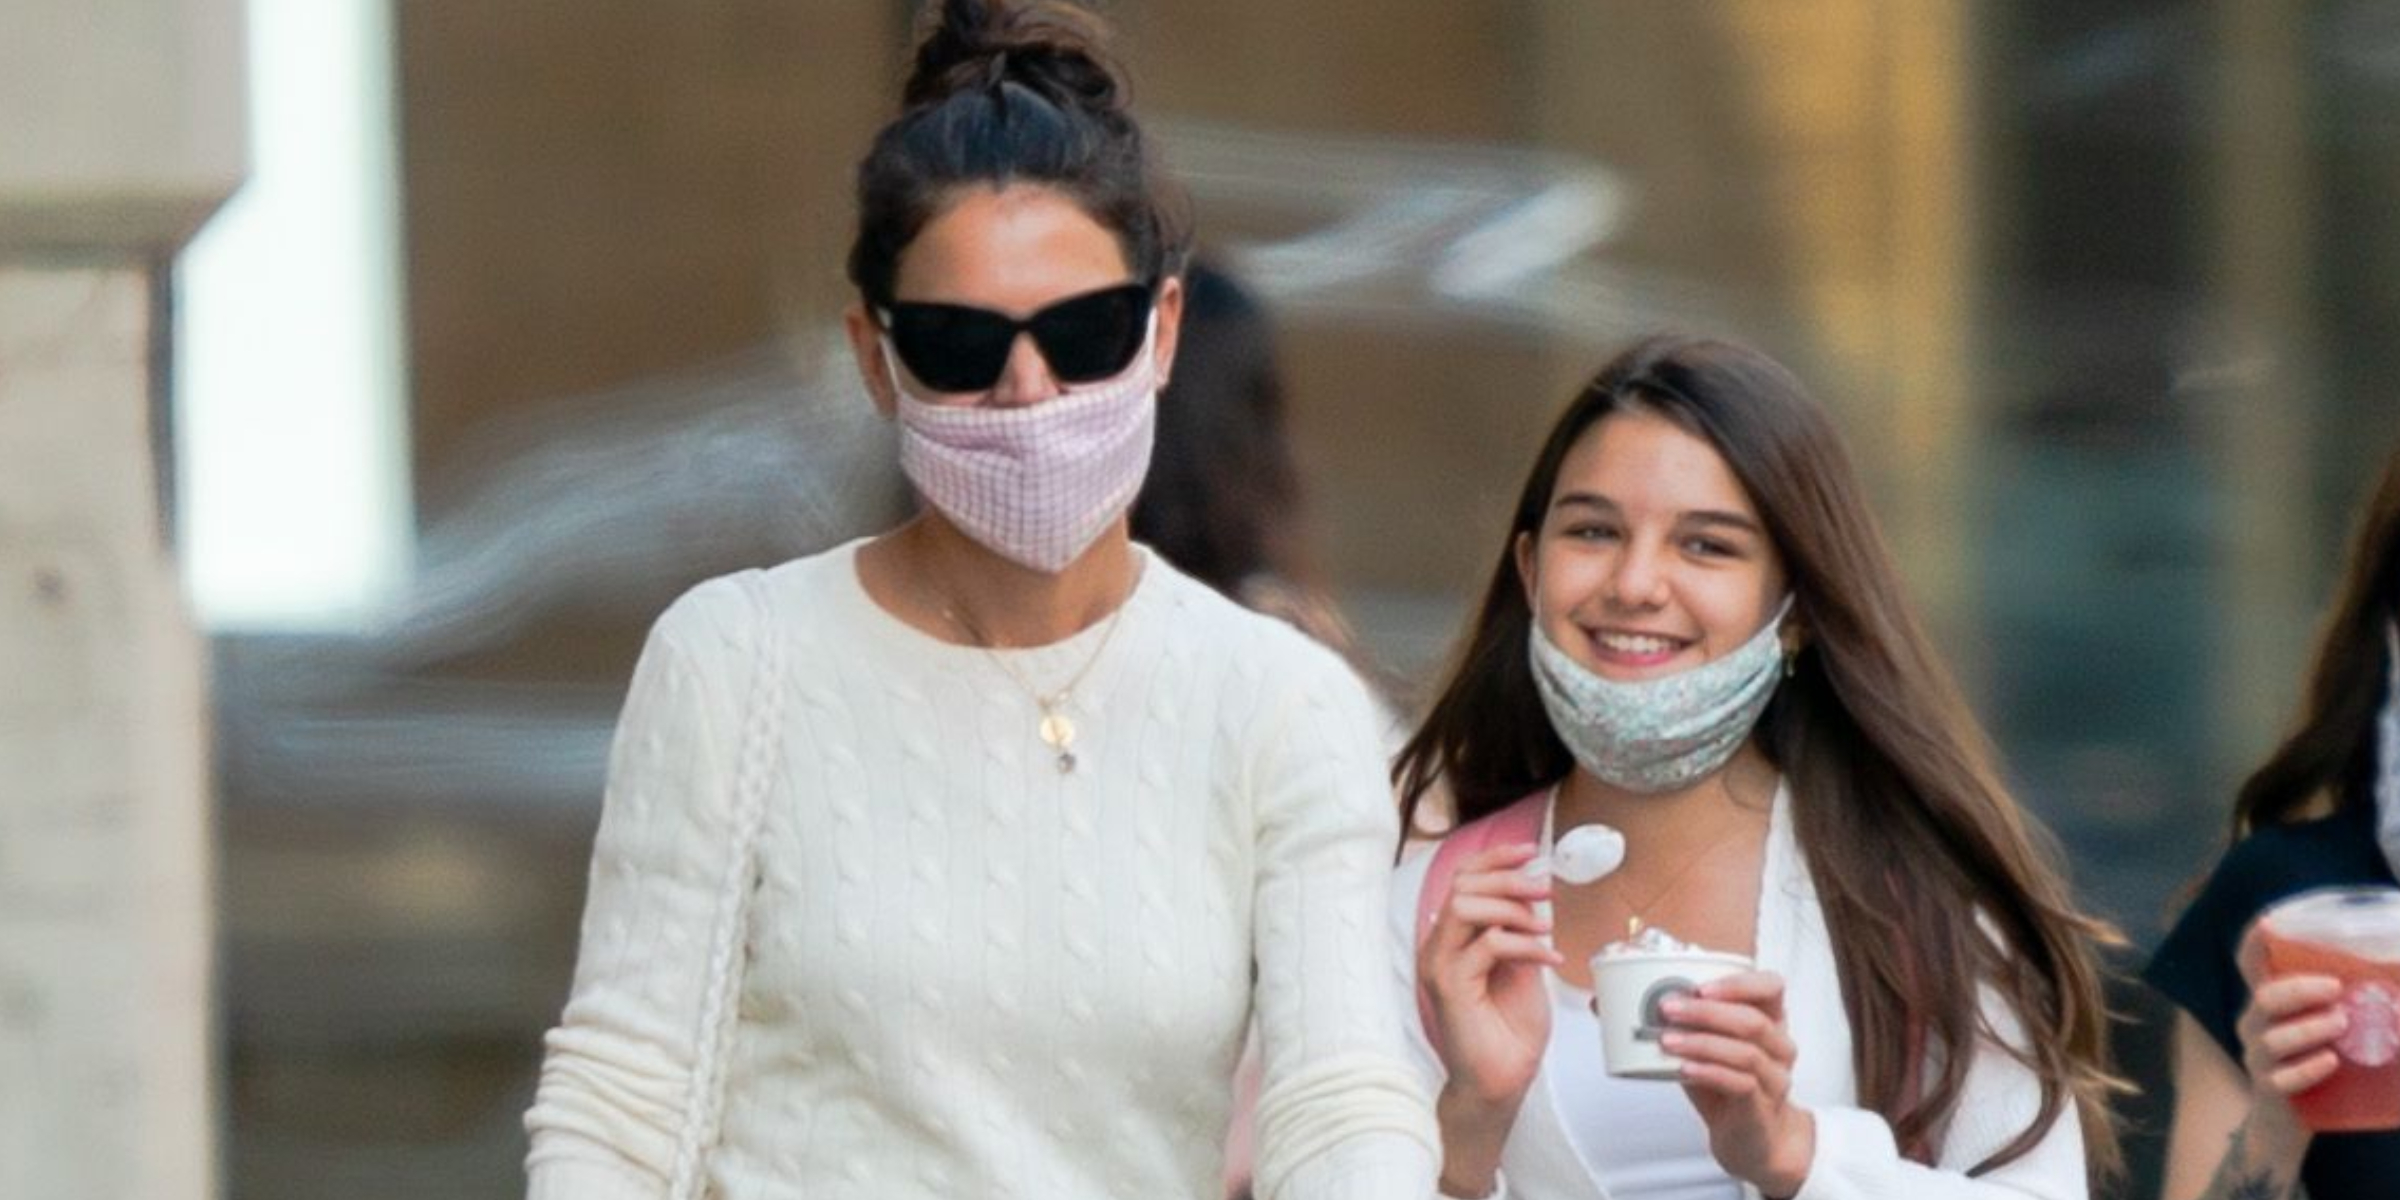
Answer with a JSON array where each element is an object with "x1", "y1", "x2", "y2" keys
[
  {"x1": 2258, "y1": 1006, "x2": 2349, "y2": 1060},
  {"x1": 1450, "y1": 862, "x2": 1555, "y2": 904},
  {"x1": 1456, "y1": 842, "x2": 1544, "y2": 876},
  {"x1": 1433, "y1": 928, "x2": 1565, "y2": 994},
  {"x1": 1693, "y1": 972, "x2": 1787, "y2": 1021},
  {"x1": 1422, "y1": 878, "x2": 1550, "y2": 963},
  {"x1": 1464, "y1": 929, "x2": 1566, "y2": 970},
  {"x1": 2265, "y1": 1047, "x2": 2342, "y2": 1097},
  {"x1": 1662, "y1": 1028, "x2": 1795, "y2": 1088},
  {"x1": 1676, "y1": 1058, "x2": 1768, "y2": 1098},
  {"x1": 2251, "y1": 974, "x2": 2344, "y2": 1017},
  {"x1": 1443, "y1": 894, "x2": 1551, "y2": 936},
  {"x1": 1662, "y1": 996, "x2": 1794, "y2": 1059},
  {"x1": 1425, "y1": 894, "x2": 1534, "y2": 955}
]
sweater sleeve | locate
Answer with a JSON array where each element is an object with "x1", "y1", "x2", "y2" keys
[
  {"x1": 1386, "y1": 847, "x2": 1449, "y2": 1094},
  {"x1": 1388, "y1": 848, "x2": 1517, "y2": 1200},
  {"x1": 1789, "y1": 982, "x2": 2087, "y2": 1200},
  {"x1": 1245, "y1": 646, "x2": 1441, "y2": 1200},
  {"x1": 522, "y1": 580, "x2": 757, "y2": 1200}
]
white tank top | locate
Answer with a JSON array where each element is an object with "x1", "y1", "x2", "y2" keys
[
  {"x1": 1539, "y1": 796, "x2": 1741, "y2": 1200},
  {"x1": 1543, "y1": 976, "x2": 1743, "y2": 1200}
]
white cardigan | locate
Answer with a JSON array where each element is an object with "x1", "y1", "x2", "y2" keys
[
  {"x1": 525, "y1": 542, "x2": 1437, "y2": 1200},
  {"x1": 1389, "y1": 785, "x2": 2088, "y2": 1200}
]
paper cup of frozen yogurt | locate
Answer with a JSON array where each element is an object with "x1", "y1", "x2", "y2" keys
[{"x1": 1589, "y1": 927, "x2": 1753, "y2": 1080}]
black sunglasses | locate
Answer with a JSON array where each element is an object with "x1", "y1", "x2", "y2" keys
[{"x1": 877, "y1": 281, "x2": 1154, "y2": 394}]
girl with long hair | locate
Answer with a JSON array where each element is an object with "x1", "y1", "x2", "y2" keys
[
  {"x1": 521, "y1": 3, "x2": 1436, "y2": 1196},
  {"x1": 1394, "y1": 334, "x2": 2120, "y2": 1199},
  {"x1": 2146, "y1": 443, "x2": 2400, "y2": 1200}
]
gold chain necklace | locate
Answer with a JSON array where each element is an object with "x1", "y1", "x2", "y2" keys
[
  {"x1": 1575, "y1": 774, "x2": 1767, "y2": 939},
  {"x1": 1602, "y1": 833, "x2": 1741, "y2": 940},
  {"x1": 939, "y1": 593, "x2": 1132, "y2": 774}
]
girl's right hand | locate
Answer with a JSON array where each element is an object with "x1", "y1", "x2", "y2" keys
[
  {"x1": 1419, "y1": 842, "x2": 1564, "y2": 1116},
  {"x1": 2234, "y1": 925, "x2": 2349, "y2": 1115}
]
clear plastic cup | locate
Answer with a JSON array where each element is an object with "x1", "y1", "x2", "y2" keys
[{"x1": 2256, "y1": 886, "x2": 2400, "y2": 1132}]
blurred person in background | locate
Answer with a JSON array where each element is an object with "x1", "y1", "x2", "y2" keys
[
  {"x1": 2145, "y1": 443, "x2": 2400, "y2": 1200},
  {"x1": 1132, "y1": 259, "x2": 1374, "y2": 670},
  {"x1": 518, "y1": 2, "x2": 1437, "y2": 1198},
  {"x1": 1128, "y1": 258, "x2": 1401, "y2": 1200},
  {"x1": 1391, "y1": 334, "x2": 2120, "y2": 1200}
]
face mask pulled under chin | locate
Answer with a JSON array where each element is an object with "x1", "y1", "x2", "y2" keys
[
  {"x1": 1527, "y1": 596, "x2": 1794, "y2": 794},
  {"x1": 883, "y1": 323, "x2": 1160, "y2": 574}
]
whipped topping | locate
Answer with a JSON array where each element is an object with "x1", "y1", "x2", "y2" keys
[
  {"x1": 1599, "y1": 926, "x2": 1698, "y2": 956},
  {"x1": 1591, "y1": 925, "x2": 1752, "y2": 963}
]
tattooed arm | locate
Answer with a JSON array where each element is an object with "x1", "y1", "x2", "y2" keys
[
  {"x1": 2161, "y1": 956, "x2": 2347, "y2": 1200},
  {"x1": 2189, "y1": 1110, "x2": 2305, "y2": 1200}
]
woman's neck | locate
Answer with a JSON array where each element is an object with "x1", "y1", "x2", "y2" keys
[{"x1": 860, "y1": 511, "x2": 1141, "y2": 647}]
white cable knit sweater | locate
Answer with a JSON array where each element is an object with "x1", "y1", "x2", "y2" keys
[{"x1": 524, "y1": 540, "x2": 1438, "y2": 1200}]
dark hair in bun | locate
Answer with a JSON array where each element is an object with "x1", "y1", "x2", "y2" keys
[{"x1": 847, "y1": 0, "x2": 1188, "y2": 307}]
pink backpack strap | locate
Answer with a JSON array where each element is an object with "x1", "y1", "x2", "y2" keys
[{"x1": 1414, "y1": 790, "x2": 1549, "y2": 1054}]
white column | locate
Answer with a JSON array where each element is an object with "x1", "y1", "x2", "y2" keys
[
  {"x1": 0, "y1": 0, "x2": 244, "y2": 1197},
  {"x1": 0, "y1": 268, "x2": 216, "y2": 1200}
]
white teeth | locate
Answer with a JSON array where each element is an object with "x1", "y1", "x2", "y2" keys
[{"x1": 1596, "y1": 631, "x2": 1676, "y2": 655}]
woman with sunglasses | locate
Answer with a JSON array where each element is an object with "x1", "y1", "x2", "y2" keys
[
  {"x1": 1391, "y1": 335, "x2": 2120, "y2": 1200},
  {"x1": 521, "y1": 3, "x2": 1437, "y2": 1198},
  {"x1": 2145, "y1": 444, "x2": 2400, "y2": 1200}
]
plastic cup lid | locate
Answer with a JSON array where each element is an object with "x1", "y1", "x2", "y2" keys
[{"x1": 2263, "y1": 886, "x2": 2400, "y2": 960}]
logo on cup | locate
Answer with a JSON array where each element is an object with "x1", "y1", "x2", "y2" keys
[
  {"x1": 1635, "y1": 976, "x2": 1696, "y2": 1044},
  {"x1": 2338, "y1": 982, "x2": 2400, "y2": 1067}
]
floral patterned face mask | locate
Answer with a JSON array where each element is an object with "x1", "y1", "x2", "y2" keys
[{"x1": 1527, "y1": 596, "x2": 1794, "y2": 794}]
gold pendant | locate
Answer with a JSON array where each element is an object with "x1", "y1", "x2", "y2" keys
[
  {"x1": 1039, "y1": 711, "x2": 1077, "y2": 749},
  {"x1": 1039, "y1": 710, "x2": 1078, "y2": 774}
]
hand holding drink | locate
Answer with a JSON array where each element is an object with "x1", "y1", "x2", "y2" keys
[{"x1": 2251, "y1": 886, "x2": 2400, "y2": 1132}]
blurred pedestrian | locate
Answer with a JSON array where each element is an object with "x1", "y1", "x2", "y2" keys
[
  {"x1": 1133, "y1": 256, "x2": 1398, "y2": 697},
  {"x1": 519, "y1": 3, "x2": 1436, "y2": 1197},
  {"x1": 2145, "y1": 443, "x2": 2400, "y2": 1200}
]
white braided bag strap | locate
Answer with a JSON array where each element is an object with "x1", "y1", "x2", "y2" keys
[{"x1": 665, "y1": 570, "x2": 788, "y2": 1200}]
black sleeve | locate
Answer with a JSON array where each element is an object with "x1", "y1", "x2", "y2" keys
[{"x1": 2142, "y1": 846, "x2": 2265, "y2": 1064}]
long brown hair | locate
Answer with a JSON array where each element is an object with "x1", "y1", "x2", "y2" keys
[
  {"x1": 1395, "y1": 333, "x2": 2121, "y2": 1174},
  {"x1": 2232, "y1": 445, "x2": 2400, "y2": 834}
]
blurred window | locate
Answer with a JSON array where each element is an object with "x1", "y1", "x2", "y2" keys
[{"x1": 174, "y1": 0, "x2": 411, "y2": 632}]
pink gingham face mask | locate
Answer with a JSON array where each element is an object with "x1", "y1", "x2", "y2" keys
[{"x1": 887, "y1": 321, "x2": 1159, "y2": 573}]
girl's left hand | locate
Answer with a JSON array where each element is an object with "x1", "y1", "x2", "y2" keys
[{"x1": 1659, "y1": 970, "x2": 1817, "y2": 1198}]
